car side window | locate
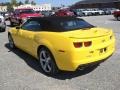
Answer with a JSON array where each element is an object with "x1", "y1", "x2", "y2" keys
[{"x1": 21, "y1": 21, "x2": 41, "y2": 31}]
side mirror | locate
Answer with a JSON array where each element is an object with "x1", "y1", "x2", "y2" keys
[{"x1": 16, "y1": 26, "x2": 20, "y2": 30}]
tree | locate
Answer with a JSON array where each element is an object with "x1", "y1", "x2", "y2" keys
[
  {"x1": 18, "y1": 1, "x2": 23, "y2": 6},
  {"x1": 61, "y1": 4, "x2": 65, "y2": 7},
  {"x1": 31, "y1": 1, "x2": 36, "y2": 5},
  {"x1": 25, "y1": 0, "x2": 30, "y2": 4},
  {"x1": 7, "y1": 3, "x2": 14, "y2": 12},
  {"x1": 11, "y1": 0, "x2": 17, "y2": 6}
]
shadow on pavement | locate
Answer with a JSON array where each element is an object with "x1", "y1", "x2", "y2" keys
[
  {"x1": 109, "y1": 18, "x2": 118, "y2": 21},
  {"x1": 0, "y1": 31, "x2": 5, "y2": 33},
  {"x1": 5, "y1": 43, "x2": 99, "y2": 80},
  {"x1": 6, "y1": 25, "x2": 12, "y2": 27},
  {"x1": 7, "y1": 24, "x2": 16, "y2": 27}
]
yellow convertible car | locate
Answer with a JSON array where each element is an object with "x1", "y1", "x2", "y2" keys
[{"x1": 8, "y1": 16, "x2": 115, "y2": 75}]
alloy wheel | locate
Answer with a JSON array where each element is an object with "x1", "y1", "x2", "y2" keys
[{"x1": 39, "y1": 50, "x2": 52, "y2": 73}]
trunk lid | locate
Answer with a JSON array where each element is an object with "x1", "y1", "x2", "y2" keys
[{"x1": 61, "y1": 27, "x2": 111, "y2": 39}]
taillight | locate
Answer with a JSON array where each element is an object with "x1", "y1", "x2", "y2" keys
[
  {"x1": 73, "y1": 42, "x2": 82, "y2": 48},
  {"x1": 73, "y1": 41, "x2": 92, "y2": 48},
  {"x1": 84, "y1": 41, "x2": 92, "y2": 47}
]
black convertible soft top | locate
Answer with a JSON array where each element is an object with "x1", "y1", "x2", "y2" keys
[
  {"x1": 26, "y1": 16, "x2": 94, "y2": 32},
  {"x1": 29, "y1": 16, "x2": 83, "y2": 21}
]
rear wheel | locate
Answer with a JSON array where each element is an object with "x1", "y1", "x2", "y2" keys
[
  {"x1": 39, "y1": 47, "x2": 59, "y2": 76},
  {"x1": 8, "y1": 34, "x2": 15, "y2": 49}
]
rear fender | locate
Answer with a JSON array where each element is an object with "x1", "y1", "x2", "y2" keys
[{"x1": 36, "y1": 38, "x2": 56, "y2": 60}]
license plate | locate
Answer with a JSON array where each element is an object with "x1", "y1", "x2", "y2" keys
[{"x1": 99, "y1": 47, "x2": 107, "y2": 54}]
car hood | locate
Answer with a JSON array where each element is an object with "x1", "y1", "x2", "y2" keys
[
  {"x1": 20, "y1": 13, "x2": 42, "y2": 18},
  {"x1": 60, "y1": 27, "x2": 112, "y2": 39}
]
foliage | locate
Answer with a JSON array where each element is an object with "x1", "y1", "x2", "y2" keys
[
  {"x1": 11, "y1": 0, "x2": 17, "y2": 6},
  {"x1": 0, "y1": 0, "x2": 37, "y2": 12},
  {"x1": 18, "y1": 1, "x2": 24, "y2": 6},
  {"x1": 25, "y1": 0, "x2": 30, "y2": 4},
  {"x1": 31, "y1": 1, "x2": 36, "y2": 5},
  {"x1": 7, "y1": 3, "x2": 14, "y2": 12}
]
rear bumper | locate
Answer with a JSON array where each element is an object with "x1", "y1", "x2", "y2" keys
[
  {"x1": 55, "y1": 39, "x2": 115, "y2": 71},
  {"x1": 77, "y1": 54, "x2": 112, "y2": 70},
  {"x1": 75, "y1": 49, "x2": 114, "y2": 71}
]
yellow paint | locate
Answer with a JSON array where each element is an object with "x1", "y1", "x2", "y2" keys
[{"x1": 9, "y1": 27, "x2": 115, "y2": 71}]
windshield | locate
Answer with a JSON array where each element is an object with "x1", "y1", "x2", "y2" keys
[
  {"x1": 19, "y1": 9, "x2": 35, "y2": 14},
  {"x1": 54, "y1": 19, "x2": 94, "y2": 31}
]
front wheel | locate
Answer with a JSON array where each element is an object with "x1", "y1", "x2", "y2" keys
[
  {"x1": 0, "y1": 23, "x2": 6, "y2": 32},
  {"x1": 39, "y1": 47, "x2": 59, "y2": 76},
  {"x1": 117, "y1": 16, "x2": 120, "y2": 21},
  {"x1": 8, "y1": 34, "x2": 15, "y2": 49}
]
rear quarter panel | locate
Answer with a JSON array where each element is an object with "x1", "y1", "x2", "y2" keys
[
  {"x1": 34, "y1": 30, "x2": 115, "y2": 71},
  {"x1": 34, "y1": 32, "x2": 73, "y2": 69}
]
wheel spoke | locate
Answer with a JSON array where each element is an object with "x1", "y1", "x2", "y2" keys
[
  {"x1": 42, "y1": 51, "x2": 47, "y2": 59},
  {"x1": 40, "y1": 58, "x2": 46, "y2": 62},
  {"x1": 46, "y1": 57, "x2": 51, "y2": 62},
  {"x1": 43, "y1": 62, "x2": 48, "y2": 71},
  {"x1": 39, "y1": 49, "x2": 53, "y2": 73},
  {"x1": 47, "y1": 64, "x2": 51, "y2": 71}
]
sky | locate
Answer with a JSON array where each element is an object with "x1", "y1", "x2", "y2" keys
[{"x1": 0, "y1": 0, "x2": 82, "y2": 6}]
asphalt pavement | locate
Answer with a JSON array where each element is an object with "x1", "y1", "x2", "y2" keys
[{"x1": 0, "y1": 15, "x2": 120, "y2": 90}]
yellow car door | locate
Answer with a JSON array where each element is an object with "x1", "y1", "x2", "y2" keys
[
  {"x1": 11, "y1": 27, "x2": 24, "y2": 49},
  {"x1": 18, "y1": 20, "x2": 42, "y2": 57}
]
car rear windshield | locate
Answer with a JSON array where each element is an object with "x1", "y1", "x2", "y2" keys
[
  {"x1": 40, "y1": 18, "x2": 94, "y2": 32},
  {"x1": 58, "y1": 19, "x2": 94, "y2": 30}
]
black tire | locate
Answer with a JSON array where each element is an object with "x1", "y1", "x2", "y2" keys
[
  {"x1": 117, "y1": 16, "x2": 120, "y2": 21},
  {"x1": 10, "y1": 21, "x2": 14, "y2": 27},
  {"x1": 2, "y1": 28, "x2": 5, "y2": 32},
  {"x1": 3, "y1": 23, "x2": 6, "y2": 32},
  {"x1": 0, "y1": 23, "x2": 6, "y2": 32},
  {"x1": 38, "y1": 47, "x2": 59, "y2": 76},
  {"x1": 19, "y1": 19, "x2": 22, "y2": 25},
  {"x1": 8, "y1": 34, "x2": 15, "y2": 49},
  {"x1": 0, "y1": 28, "x2": 5, "y2": 32}
]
